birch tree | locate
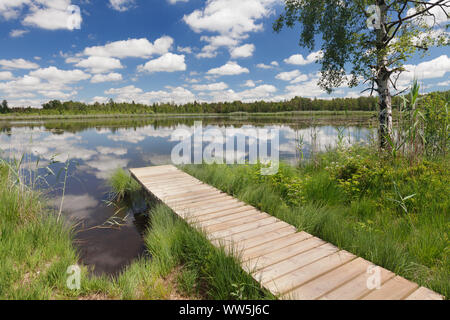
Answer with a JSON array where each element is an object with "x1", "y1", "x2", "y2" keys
[{"x1": 274, "y1": 0, "x2": 449, "y2": 148}]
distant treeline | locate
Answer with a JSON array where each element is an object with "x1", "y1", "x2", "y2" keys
[{"x1": 2, "y1": 90, "x2": 449, "y2": 115}]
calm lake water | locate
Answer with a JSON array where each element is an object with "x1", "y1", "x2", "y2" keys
[{"x1": 0, "y1": 116, "x2": 375, "y2": 276}]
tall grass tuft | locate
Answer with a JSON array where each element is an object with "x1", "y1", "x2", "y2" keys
[
  {"x1": 144, "y1": 204, "x2": 273, "y2": 300},
  {"x1": 108, "y1": 168, "x2": 141, "y2": 201},
  {"x1": 395, "y1": 80, "x2": 449, "y2": 162},
  {"x1": 0, "y1": 160, "x2": 81, "y2": 299}
]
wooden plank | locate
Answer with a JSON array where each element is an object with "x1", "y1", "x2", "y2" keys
[
  {"x1": 170, "y1": 194, "x2": 236, "y2": 207},
  {"x1": 161, "y1": 187, "x2": 218, "y2": 197},
  {"x1": 144, "y1": 180, "x2": 204, "y2": 191},
  {"x1": 130, "y1": 165, "x2": 177, "y2": 176},
  {"x1": 179, "y1": 202, "x2": 247, "y2": 219},
  {"x1": 201, "y1": 212, "x2": 271, "y2": 232},
  {"x1": 146, "y1": 180, "x2": 205, "y2": 192},
  {"x1": 208, "y1": 216, "x2": 280, "y2": 239},
  {"x1": 171, "y1": 197, "x2": 239, "y2": 211},
  {"x1": 167, "y1": 192, "x2": 229, "y2": 206},
  {"x1": 152, "y1": 185, "x2": 214, "y2": 197},
  {"x1": 212, "y1": 226, "x2": 297, "y2": 255},
  {"x1": 319, "y1": 266, "x2": 395, "y2": 300},
  {"x1": 286, "y1": 257, "x2": 370, "y2": 300},
  {"x1": 174, "y1": 203, "x2": 242, "y2": 217},
  {"x1": 213, "y1": 221, "x2": 295, "y2": 243},
  {"x1": 138, "y1": 171, "x2": 187, "y2": 181},
  {"x1": 142, "y1": 175, "x2": 201, "y2": 185},
  {"x1": 146, "y1": 186, "x2": 209, "y2": 199},
  {"x1": 162, "y1": 192, "x2": 224, "y2": 204},
  {"x1": 361, "y1": 276, "x2": 418, "y2": 300},
  {"x1": 177, "y1": 203, "x2": 246, "y2": 220},
  {"x1": 186, "y1": 206, "x2": 257, "y2": 222},
  {"x1": 162, "y1": 189, "x2": 223, "y2": 201},
  {"x1": 130, "y1": 168, "x2": 179, "y2": 180},
  {"x1": 243, "y1": 237, "x2": 326, "y2": 273},
  {"x1": 194, "y1": 209, "x2": 262, "y2": 226},
  {"x1": 143, "y1": 175, "x2": 202, "y2": 186},
  {"x1": 404, "y1": 287, "x2": 444, "y2": 300},
  {"x1": 134, "y1": 171, "x2": 183, "y2": 180},
  {"x1": 254, "y1": 243, "x2": 339, "y2": 285},
  {"x1": 264, "y1": 250, "x2": 356, "y2": 296},
  {"x1": 168, "y1": 198, "x2": 239, "y2": 212},
  {"x1": 241, "y1": 232, "x2": 313, "y2": 262}
]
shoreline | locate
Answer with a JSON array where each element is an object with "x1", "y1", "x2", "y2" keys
[{"x1": 0, "y1": 110, "x2": 377, "y2": 122}]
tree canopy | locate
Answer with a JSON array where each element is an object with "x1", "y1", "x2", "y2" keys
[
  {"x1": 274, "y1": 0, "x2": 449, "y2": 147},
  {"x1": 1, "y1": 100, "x2": 9, "y2": 114}
]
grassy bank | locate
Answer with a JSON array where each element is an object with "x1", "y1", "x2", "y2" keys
[
  {"x1": 0, "y1": 162, "x2": 78, "y2": 299},
  {"x1": 182, "y1": 146, "x2": 449, "y2": 297},
  {"x1": 143, "y1": 204, "x2": 272, "y2": 299},
  {"x1": 0, "y1": 110, "x2": 377, "y2": 121},
  {"x1": 0, "y1": 162, "x2": 269, "y2": 299}
]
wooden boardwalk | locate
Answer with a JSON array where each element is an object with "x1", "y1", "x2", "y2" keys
[{"x1": 130, "y1": 165, "x2": 443, "y2": 300}]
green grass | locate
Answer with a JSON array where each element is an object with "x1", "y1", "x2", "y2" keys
[
  {"x1": 0, "y1": 161, "x2": 272, "y2": 300},
  {"x1": 0, "y1": 162, "x2": 88, "y2": 299},
  {"x1": 0, "y1": 162, "x2": 184, "y2": 299},
  {"x1": 108, "y1": 168, "x2": 141, "y2": 201},
  {"x1": 143, "y1": 204, "x2": 273, "y2": 300},
  {"x1": 181, "y1": 146, "x2": 449, "y2": 298}
]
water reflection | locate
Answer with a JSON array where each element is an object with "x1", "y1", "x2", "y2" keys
[{"x1": 0, "y1": 116, "x2": 375, "y2": 276}]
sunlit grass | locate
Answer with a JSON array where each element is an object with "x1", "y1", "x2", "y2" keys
[
  {"x1": 144, "y1": 204, "x2": 273, "y2": 300},
  {"x1": 181, "y1": 147, "x2": 449, "y2": 298},
  {"x1": 108, "y1": 168, "x2": 141, "y2": 201},
  {"x1": 0, "y1": 162, "x2": 181, "y2": 300},
  {"x1": 0, "y1": 161, "x2": 80, "y2": 299}
]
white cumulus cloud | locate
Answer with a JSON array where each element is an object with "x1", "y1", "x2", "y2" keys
[
  {"x1": 192, "y1": 82, "x2": 228, "y2": 91},
  {"x1": 83, "y1": 36, "x2": 173, "y2": 59},
  {"x1": 284, "y1": 51, "x2": 323, "y2": 66},
  {"x1": 29, "y1": 66, "x2": 91, "y2": 84},
  {"x1": 276, "y1": 70, "x2": 303, "y2": 81},
  {"x1": 168, "y1": 0, "x2": 189, "y2": 4},
  {"x1": 0, "y1": 71, "x2": 14, "y2": 80},
  {"x1": 109, "y1": 0, "x2": 135, "y2": 12},
  {"x1": 91, "y1": 73, "x2": 123, "y2": 83},
  {"x1": 105, "y1": 85, "x2": 196, "y2": 104},
  {"x1": 398, "y1": 55, "x2": 450, "y2": 88},
  {"x1": 75, "y1": 56, "x2": 124, "y2": 74},
  {"x1": 0, "y1": 0, "x2": 29, "y2": 20},
  {"x1": 9, "y1": 29, "x2": 29, "y2": 37},
  {"x1": 230, "y1": 44, "x2": 255, "y2": 58},
  {"x1": 137, "y1": 53, "x2": 187, "y2": 73},
  {"x1": 184, "y1": 0, "x2": 278, "y2": 59},
  {"x1": 207, "y1": 61, "x2": 249, "y2": 76},
  {"x1": 243, "y1": 80, "x2": 256, "y2": 87},
  {"x1": 22, "y1": 1, "x2": 82, "y2": 31},
  {"x1": 0, "y1": 58, "x2": 39, "y2": 70}
]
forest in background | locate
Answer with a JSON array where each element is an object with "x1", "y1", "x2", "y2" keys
[{"x1": 1, "y1": 90, "x2": 448, "y2": 116}]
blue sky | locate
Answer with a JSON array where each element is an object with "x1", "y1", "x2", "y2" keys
[{"x1": 0, "y1": 0, "x2": 448, "y2": 108}]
